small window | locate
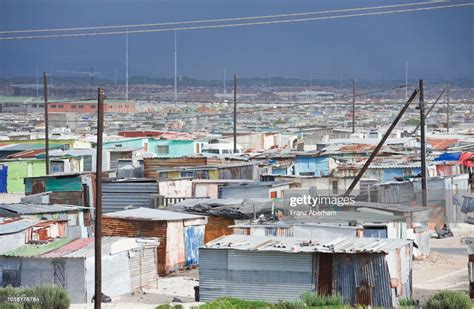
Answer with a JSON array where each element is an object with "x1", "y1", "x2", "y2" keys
[
  {"x1": 71, "y1": 104, "x2": 77, "y2": 108},
  {"x1": 78, "y1": 105, "x2": 84, "y2": 108},
  {"x1": 39, "y1": 104, "x2": 44, "y2": 107},
  {"x1": 58, "y1": 104, "x2": 64, "y2": 108},
  {"x1": 1, "y1": 268, "x2": 20, "y2": 287},
  {"x1": 91, "y1": 105, "x2": 96, "y2": 109},
  {"x1": 50, "y1": 104, "x2": 57, "y2": 108},
  {"x1": 32, "y1": 104, "x2": 37, "y2": 108},
  {"x1": 115, "y1": 144, "x2": 122, "y2": 147},
  {"x1": 156, "y1": 145, "x2": 169, "y2": 154},
  {"x1": 180, "y1": 171, "x2": 194, "y2": 178},
  {"x1": 300, "y1": 172, "x2": 315, "y2": 176},
  {"x1": 332, "y1": 180, "x2": 338, "y2": 194}
]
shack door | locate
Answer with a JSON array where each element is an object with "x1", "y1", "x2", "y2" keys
[{"x1": 317, "y1": 253, "x2": 333, "y2": 296}]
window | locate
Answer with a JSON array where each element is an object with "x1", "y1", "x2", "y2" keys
[
  {"x1": 363, "y1": 226, "x2": 388, "y2": 238},
  {"x1": 156, "y1": 145, "x2": 169, "y2": 154},
  {"x1": 71, "y1": 104, "x2": 77, "y2": 108},
  {"x1": 32, "y1": 104, "x2": 37, "y2": 108},
  {"x1": 1, "y1": 268, "x2": 20, "y2": 287},
  {"x1": 78, "y1": 105, "x2": 84, "y2": 109},
  {"x1": 91, "y1": 105, "x2": 96, "y2": 109},
  {"x1": 202, "y1": 149, "x2": 219, "y2": 154},
  {"x1": 50, "y1": 104, "x2": 57, "y2": 108},
  {"x1": 58, "y1": 104, "x2": 64, "y2": 108},
  {"x1": 180, "y1": 171, "x2": 194, "y2": 178},
  {"x1": 53, "y1": 262, "x2": 66, "y2": 288},
  {"x1": 300, "y1": 172, "x2": 315, "y2": 176},
  {"x1": 332, "y1": 180, "x2": 338, "y2": 194}
]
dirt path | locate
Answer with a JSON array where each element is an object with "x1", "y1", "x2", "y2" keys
[{"x1": 412, "y1": 229, "x2": 474, "y2": 304}]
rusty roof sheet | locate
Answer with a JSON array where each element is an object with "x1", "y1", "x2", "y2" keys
[
  {"x1": 205, "y1": 234, "x2": 410, "y2": 254},
  {"x1": 426, "y1": 138, "x2": 459, "y2": 151}
]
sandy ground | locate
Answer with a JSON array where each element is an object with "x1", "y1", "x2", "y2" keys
[
  {"x1": 71, "y1": 269, "x2": 201, "y2": 309},
  {"x1": 413, "y1": 227, "x2": 474, "y2": 304}
]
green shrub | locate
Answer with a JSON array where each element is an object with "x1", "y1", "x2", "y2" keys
[
  {"x1": 426, "y1": 290, "x2": 471, "y2": 309},
  {"x1": 273, "y1": 300, "x2": 305, "y2": 309},
  {"x1": 398, "y1": 297, "x2": 416, "y2": 307},
  {"x1": 0, "y1": 286, "x2": 70, "y2": 309},
  {"x1": 198, "y1": 297, "x2": 271, "y2": 309},
  {"x1": 300, "y1": 292, "x2": 344, "y2": 307}
]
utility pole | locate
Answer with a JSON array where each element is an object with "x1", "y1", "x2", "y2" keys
[
  {"x1": 125, "y1": 29, "x2": 129, "y2": 100},
  {"x1": 412, "y1": 87, "x2": 446, "y2": 134},
  {"x1": 419, "y1": 79, "x2": 428, "y2": 208},
  {"x1": 233, "y1": 74, "x2": 238, "y2": 153},
  {"x1": 174, "y1": 31, "x2": 178, "y2": 102},
  {"x1": 43, "y1": 73, "x2": 49, "y2": 175},
  {"x1": 94, "y1": 88, "x2": 105, "y2": 309},
  {"x1": 405, "y1": 62, "x2": 408, "y2": 100},
  {"x1": 352, "y1": 78, "x2": 356, "y2": 133},
  {"x1": 90, "y1": 67, "x2": 94, "y2": 86},
  {"x1": 223, "y1": 68, "x2": 226, "y2": 95},
  {"x1": 36, "y1": 65, "x2": 39, "y2": 98},
  {"x1": 446, "y1": 82, "x2": 450, "y2": 133}
]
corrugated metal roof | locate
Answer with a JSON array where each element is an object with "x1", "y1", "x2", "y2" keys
[
  {"x1": 103, "y1": 207, "x2": 205, "y2": 221},
  {"x1": 63, "y1": 236, "x2": 159, "y2": 258},
  {"x1": 205, "y1": 234, "x2": 410, "y2": 254},
  {"x1": 0, "y1": 218, "x2": 39, "y2": 235},
  {"x1": 3, "y1": 238, "x2": 73, "y2": 257},
  {"x1": 0, "y1": 203, "x2": 85, "y2": 215},
  {"x1": 41, "y1": 238, "x2": 95, "y2": 258}
]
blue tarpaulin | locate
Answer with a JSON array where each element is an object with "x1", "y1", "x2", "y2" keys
[{"x1": 433, "y1": 152, "x2": 462, "y2": 161}]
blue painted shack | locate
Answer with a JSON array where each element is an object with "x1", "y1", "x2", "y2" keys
[
  {"x1": 102, "y1": 207, "x2": 207, "y2": 275},
  {"x1": 294, "y1": 155, "x2": 336, "y2": 177}
]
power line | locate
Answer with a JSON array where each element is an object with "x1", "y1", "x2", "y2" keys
[
  {"x1": 0, "y1": 1, "x2": 445, "y2": 35},
  {"x1": 1, "y1": 2, "x2": 472, "y2": 41}
]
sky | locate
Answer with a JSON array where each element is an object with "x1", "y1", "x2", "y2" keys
[{"x1": 0, "y1": 0, "x2": 473, "y2": 82}]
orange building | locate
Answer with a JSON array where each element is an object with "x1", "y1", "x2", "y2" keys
[{"x1": 48, "y1": 100, "x2": 136, "y2": 113}]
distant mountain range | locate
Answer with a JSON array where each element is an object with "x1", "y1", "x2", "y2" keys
[{"x1": 1, "y1": 76, "x2": 473, "y2": 88}]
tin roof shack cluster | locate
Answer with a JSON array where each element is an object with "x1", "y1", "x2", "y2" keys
[
  {"x1": 199, "y1": 234, "x2": 412, "y2": 308},
  {"x1": 0, "y1": 237, "x2": 158, "y2": 303},
  {"x1": 101, "y1": 207, "x2": 207, "y2": 275}
]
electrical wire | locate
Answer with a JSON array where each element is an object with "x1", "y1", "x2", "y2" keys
[
  {"x1": 0, "y1": 1, "x2": 444, "y2": 34},
  {"x1": 1, "y1": 2, "x2": 472, "y2": 41}
]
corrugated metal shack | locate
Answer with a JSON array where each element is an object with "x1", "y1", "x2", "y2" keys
[
  {"x1": 0, "y1": 237, "x2": 159, "y2": 303},
  {"x1": 102, "y1": 179, "x2": 159, "y2": 213},
  {"x1": 0, "y1": 203, "x2": 88, "y2": 239},
  {"x1": 143, "y1": 157, "x2": 229, "y2": 179},
  {"x1": 378, "y1": 175, "x2": 470, "y2": 228},
  {"x1": 200, "y1": 234, "x2": 412, "y2": 307},
  {"x1": 350, "y1": 202, "x2": 431, "y2": 257},
  {"x1": 102, "y1": 207, "x2": 207, "y2": 275}
]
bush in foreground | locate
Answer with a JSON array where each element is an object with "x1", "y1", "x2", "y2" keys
[
  {"x1": 0, "y1": 286, "x2": 70, "y2": 309},
  {"x1": 425, "y1": 290, "x2": 471, "y2": 309}
]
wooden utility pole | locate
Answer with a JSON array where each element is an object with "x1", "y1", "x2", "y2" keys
[
  {"x1": 94, "y1": 88, "x2": 105, "y2": 309},
  {"x1": 352, "y1": 78, "x2": 356, "y2": 133},
  {"x1": 233, "y1": 74, "x2": 237, "y2": 153},
  {"x1": 446, "y1": 83, "x2": 450, "y2": 133},
  {"x1": 419, "y1": 80, "x2": 428, "y2": 208},
  {"x1": 43, "y1": 72, "x2": 49, "y2": 175}
]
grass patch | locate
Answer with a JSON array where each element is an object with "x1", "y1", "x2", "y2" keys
[{"x1": 425, "y1": 290, "x2": 472, "y2": 309}]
